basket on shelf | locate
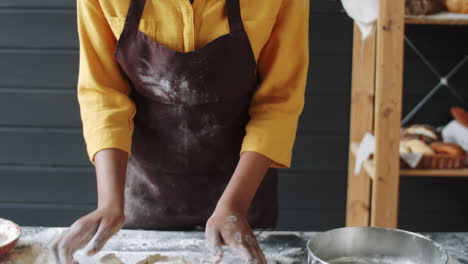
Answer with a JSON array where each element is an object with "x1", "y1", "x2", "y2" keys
[{"x1": 400, "y1": 154, "x2": 466, "y2": 169}]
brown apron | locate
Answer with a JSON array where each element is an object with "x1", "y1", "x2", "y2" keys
[{"x1": 113, "y1": 0, "x2": 278, "y2": 230}]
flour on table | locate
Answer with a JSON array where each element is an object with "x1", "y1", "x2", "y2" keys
[
  {"x1": 136, "y1": 254, "x2": 187, "y2": 264},
  {"x1": 0, "y1": 245, "x2": 49, "y2": 264},
  {"x1": 1, "y1": 246, "x2": 188, "y2": 264},
  {"x1": 96, "y1": 253, "x2": 188, "y2": 264},
  {"x1": 15, "y1": 228, "x2": 59, "y2": 248}
]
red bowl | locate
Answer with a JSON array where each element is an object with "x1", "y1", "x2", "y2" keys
[{"x1": 0, "y1": 218, "x2": 21, "y2": 258}]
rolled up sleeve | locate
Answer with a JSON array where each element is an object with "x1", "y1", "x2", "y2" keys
[
  {"x1": 76, "y1": 0, "x2": 136, "y2": 162},
  {"x1": 240, "y1": 0, "x2": 310, "y2": 168}
]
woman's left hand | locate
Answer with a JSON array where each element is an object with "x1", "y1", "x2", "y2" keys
[{"x1": 205, "y1": 207, "x2": 267, "y2": 264}]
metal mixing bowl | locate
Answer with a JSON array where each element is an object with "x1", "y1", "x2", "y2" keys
[{"x1": 307, "y1": 227, "x2": 449, "y2": 264}]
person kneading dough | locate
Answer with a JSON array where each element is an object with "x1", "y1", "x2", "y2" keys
[{"x1": 51, "y1": 0, "x2": 309, "y2": 263}]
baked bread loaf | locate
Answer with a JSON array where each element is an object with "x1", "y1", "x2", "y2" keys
[
  {"x1": 406, "y1": 0, "x2": 445, "y2": 14},
  {"x1": 401, "y1": 139, "x2": 435, "y2": 155},
  {"x1": 400, "y1": 142, "x2": 411, "y2": 154},
  {"x1": 402, "y1": 124, "x2": 439, "y2": 144},
  {"x1": 450, "y1": 107, "x2": 468, "y2": 127},
  {"x1": 446, "y1": 0, "x2": 468, "y2": 13},
  {"x1": 430, "y1": 142, "x2": 466, "y2": 156}
]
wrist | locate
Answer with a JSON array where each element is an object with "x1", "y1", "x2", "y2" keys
[
  {"x1": 94, "y1": 148, "x2": 128, "y2": 214},
  {"x1": 97, "y1": 195, "x2": 125, "y2": 212},
  {"x1": 215, "y1": 195, "x2": 250, "y2": 215}
]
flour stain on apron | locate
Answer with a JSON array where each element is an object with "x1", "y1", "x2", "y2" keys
[
  {"x1": 175, "y1": 112, "x2": 222, "y2": 154},
  {"x1": 137, "y1": 57, "x2": 216, "y2": 106}
]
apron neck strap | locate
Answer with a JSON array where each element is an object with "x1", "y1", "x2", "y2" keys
[
  {"x1": 226, "y1": 0, "x2": 244, "y2": 33},
  {"x1": 122, "y1": 0, "x2": 146, "y2": 34}
]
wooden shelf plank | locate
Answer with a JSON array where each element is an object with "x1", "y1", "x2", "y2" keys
[
  {"x1": 350, "y1": 142, "x2": 468, "y2": 178},
  {"x1": 405, "y1": 12, "x2": 468, "y2": 25},
  {"x1": 400, "y1": 168, "x2": 468, "y2": 177}
]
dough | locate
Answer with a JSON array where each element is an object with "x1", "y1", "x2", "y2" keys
[
  {"x1": 1, "y1": 245, "x2": 185, "y2": 264},
  {"x1": 96, "y1": 253, "x2": 186, "y2": 264},
  {"x1": 1, "y1": 244, "x2": 49, "y2": 264},
  {"x1": 98, "y1": 253, "x2": 124, "y2": 264},
  {"x1": 136, "y1": 254, "x2": 187, "y2": 264}
]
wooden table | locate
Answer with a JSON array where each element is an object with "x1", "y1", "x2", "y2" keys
[{"x1": 3, "y1": 227, "x2": 468, "y2": 263}]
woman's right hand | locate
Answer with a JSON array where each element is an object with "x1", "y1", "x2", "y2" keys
[
  {"x1": 51, "y1": 149, "x2": 128, "y2": 264},
  {"x1": 51, "y1": 206, "x2": 125, "y2": 264}
]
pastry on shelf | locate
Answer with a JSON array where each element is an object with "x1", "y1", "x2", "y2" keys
[
  {"x1": 405, "y1": 0, "x2": 446, "y2": 15},
  {"x1": 401, "y1": 124, "x2": 439, "y2": 144},
  {"x1": 443, "y1": 107, "x2": 468, "y2": 152},
  {"x1": 450, "y1": 106, "x2": 468, "y2": 127},
  {"x1": 445, "y1": 0, "x2": 468, "y2": 14},
  {"x1": 430, "y1": 142, "x2": 465, "y2": 156},
  {"x1": 400, "y1": 142, "x2": 411, "y2": 154},
  {"x1": 400, "y1": 139, "x2": 435, "y2": 155}
]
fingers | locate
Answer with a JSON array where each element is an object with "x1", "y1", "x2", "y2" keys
[
  {"x1": 236, "y1": 244, "x2": 260, "y2": 264},
  {"x1": 253, "y1": 244, "x2": 267, "y2": 264},
  {"x1": 254, "y1": 246, "x2": 267, "y2": 264},
  {"x1": 205, "y1": 227, "x2": 223, "y2": 263},
  {"x1": 206, "y1": 213, "x2": 267, "y2": 264},
  {"x1": 245, "y1": 233, "x2": 267, "y2": 264},
  {"x1": 86, "y1": 224, "x2": 112, "y2": 256},
  {"x1": 224, "y1": 231, "x2": 263, "y2": 264},
  {"x1": 247, "y1": 233, "x2": 267, "y2": 264},
  {"x1": 86, "y1": 216, "x2": 124, "y2": 256},
  {"x1": 50, "y1": 229, "x2": 69, "y2": 263},
  {"x1": 51, "y1": 219, "x2": 99, "y2": 264}
]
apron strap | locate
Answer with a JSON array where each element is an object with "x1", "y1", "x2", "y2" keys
[
  {"x1": 226, "y1": 0, "x2": 245, "y2": 33},
  {"x1": 121, "y1": 0, "x2": 146, "y2": 35}
]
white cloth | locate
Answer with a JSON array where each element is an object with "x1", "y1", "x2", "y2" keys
[
  {"x1": 399, "y1": 152, "x2": 423, "y2": 168},
  {"x1": 341, "y1": 0, "x2": 379, "y2": 40},
  {"x1": 354, "y1": 132, "x2": 375, "y2": 175},
  {"x1": 442, "y1": 120, "x2": 468, "y2": 152}
]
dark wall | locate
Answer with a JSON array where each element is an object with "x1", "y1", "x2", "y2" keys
[{"x1": 0, "y1": 0, "x2": 467, "y2": 232}]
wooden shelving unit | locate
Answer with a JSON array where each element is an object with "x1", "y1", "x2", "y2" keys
[{"x1": 346, "y1": 1, "x2": 468, "y2": 229}]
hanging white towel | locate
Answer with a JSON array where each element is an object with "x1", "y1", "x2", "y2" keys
[{"x1": 341, "y1": 0, "x2": 379, "y2": 40}]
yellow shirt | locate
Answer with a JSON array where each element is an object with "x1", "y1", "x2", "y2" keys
[{"x1": 76, "y1": 0, "x2": 309, "y2": 168}]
